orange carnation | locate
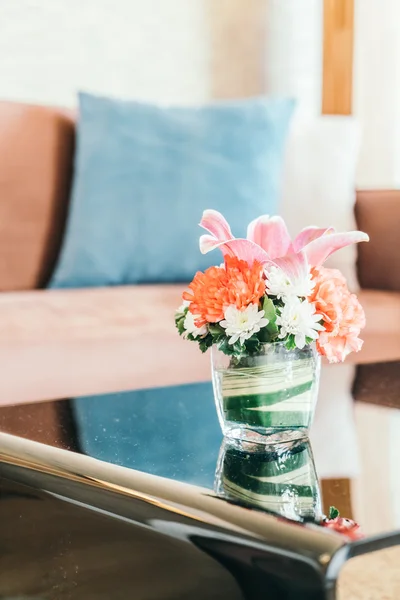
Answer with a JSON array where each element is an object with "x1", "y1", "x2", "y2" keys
[
  {"x1": 183, "y1": 256, "x2": 265, "y2": 327},
  {"x1": 309, "y1": 267, "x2": 365, "y2": 362}
]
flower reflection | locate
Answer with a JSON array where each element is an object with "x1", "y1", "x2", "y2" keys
[
  {"x1": 323, "y1": 506, "x2": 363, "y2": 540},
  {"x1": 214, "y1": 437, "x2": 322, "y2": 522}
]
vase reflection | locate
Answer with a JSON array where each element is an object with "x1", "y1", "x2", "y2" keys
[{"x1": 214, "y1": 437, "x2": 322, "y2": 522}]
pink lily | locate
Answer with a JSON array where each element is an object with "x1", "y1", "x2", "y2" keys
[
  {"x1": 199, "y1": 209, "x2": 270, "y2": 266},
  {"x1": 199, "y1": 209, "x2": 369, "y2": 284}
]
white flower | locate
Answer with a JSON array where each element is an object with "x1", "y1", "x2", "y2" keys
[
  {"x1": 177, "y1": 299, "x2": 191, "y2": 313},
  {"x1": 265, "y1": 265, "x2": 315, "y2": 299},
  {"x1": 276, "y1": 296, "x2": 324, "y2": 349},
  {"x1": 220, "y1": 304, "x2": 269, "y2": 345},
  {"x1": 183, "y1": 310, "x2": 208, "y2": 339}
]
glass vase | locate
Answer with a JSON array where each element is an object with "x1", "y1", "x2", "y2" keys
[
  {"x1": 214, "y1": 437, "x2": 322, "y2": 522},
  {"x1": 211, "y1": 341, "x2": 320, "y2": 443}
]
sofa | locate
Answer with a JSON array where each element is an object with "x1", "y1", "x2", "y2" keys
[{"x1": 0, "y1": 102, "x2": 399, "y2": 437}]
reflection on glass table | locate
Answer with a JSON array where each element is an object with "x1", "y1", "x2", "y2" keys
[
  {"x1": 215, "y1": 437, "x2": 322, "y2": 522},
  {"x1": 1, "y1": 379, "x2": 399, "y2": 534},
  {"x1": 1, "y1": 378, "x2": 400, "y2": 600}
]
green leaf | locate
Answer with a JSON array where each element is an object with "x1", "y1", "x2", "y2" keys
[
  {"x1": 262, "y1": 296, "x2": 277, "y2": 323},
  {"x1": 209, "y1": 323, "x2": 226, "y2": 344},
  {"x1": 199, "y1": 334, "x2": 213, "y2": 353},
  {"x1": 175, "y1": 315, "x2": 186, "y2": 336},
  {"x1": 285, "y1": 335, "x2": 297, "y2": 351},
  {"x1": 175, "y1": 306, "x2": 189, "y2": 336},
  {"x1": 175, "y1": 306, "x2": 188, "y2": 319},
  {"x1": 329, "y1": 506, "x2": 340, "y2": 519},
  {"x1": 262, "y1": 296, "x2": 279, "y2": 337},
  {"x1": 257, "y1": 326, "x2": 270, "y2": 343},
  {"x1": 243, "y1": 335, "x2": 262, "y2": 356},
  {"x1": 209, "y1": 324, "x2": 223, "y2": 335},
  {"x1": 217, "y1": 337, "x2": 250, "y2": 360},
  {"x1": 217, "y1": 338, "x2": 237, "y2": 356}
]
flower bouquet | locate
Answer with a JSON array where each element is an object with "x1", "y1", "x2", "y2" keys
[{"x1": 176, "y1": 210, "x2": 369, "y2": 441}]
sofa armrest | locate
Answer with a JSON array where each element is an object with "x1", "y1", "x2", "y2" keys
[
  {"x1": 0, "y1": 101, "x2": 75, "y2": 291},
  {"x1": 355, "y1": 190, "x2": 400, "y2": 291}
]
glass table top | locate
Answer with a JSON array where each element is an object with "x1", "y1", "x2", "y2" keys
[{"x1": 1, "y1": 373, "x2": 399, "y2": 540}]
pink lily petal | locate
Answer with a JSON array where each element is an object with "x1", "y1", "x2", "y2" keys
[
  {"x1": 271, "y1": 250, "x2": 309, "y2": 284},
  {"x1": 304, "y1": 231, "x2": 370, "y2": 267},
  {"x1": 199, "y1": 234, "x2": 227, "y2": 255},
  {"x1": 200, "y1": 236, "x2": 270, "y2": 265},
  {"x1": 222, "y1": 239, "x2": 270, "y2": 265},
  {"x1": 293, "y1": 226, "x2": 335, "y2": 252},
  {"x1": 247, "y1": 215, "x2": 293, "y2": 259},
  {"x1": 200, "y1": 209, "x2": 233, "y2": 241}
]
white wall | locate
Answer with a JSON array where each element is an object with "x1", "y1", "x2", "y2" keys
[
  {"x1": 0, "y1": 0, "x2": 210, "y2": 107},
  {"x1": 354, "y1": 0, "x2": 400, "y2": 188}
]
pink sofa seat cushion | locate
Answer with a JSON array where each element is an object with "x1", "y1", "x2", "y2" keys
[
  {"x1": 0, "y1": 285, "x2": 184, "y2": 342},
  {"x1": 352, "y1": 290, "x2": 400, "y2": 364},
  {"x1": 0, "y1": 287, "x2": 399, "y2": 406},
  {"x1": 0, "y1": 286, "x2": 209, "y2": 405}
]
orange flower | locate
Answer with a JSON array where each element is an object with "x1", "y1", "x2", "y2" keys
[
  {"x1": 309, "y1": 267, "x2": 365, "y2": 362},
  {"x1": 183, "y1": 256, "x2": 265, "y2": 327}
]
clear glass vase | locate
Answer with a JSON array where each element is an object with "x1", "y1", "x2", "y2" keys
[
  {"x1": 214, "y1": 437, "x2": 322, "y2": 522},
  {"x1": 211, "y1": 341, "x2": 321, "y2": 443}
]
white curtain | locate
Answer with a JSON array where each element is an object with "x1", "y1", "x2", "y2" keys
[
  {"x1": 354, "y1": 0, "x2": 400, "y2": 188},
  {"x1": 264, "y1": 0, "x2": 323, "y2": 117}
]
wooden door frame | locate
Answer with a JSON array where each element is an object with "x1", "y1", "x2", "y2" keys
[{"x1": 322, "y1": 0, "x2": 354, "y2": 114}]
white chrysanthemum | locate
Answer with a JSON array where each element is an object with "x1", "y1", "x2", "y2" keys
[
  {"x1": 177, "y1": 299, "x2": 191, "y2": 313},
  {"x1": 276, "y1": 296, "x2": 324, "y2": 349},
  {"x1": 183, "y1": 310, "x2": 208, "y2": 339},
  {"x1": 265, "y1": 265, "x2": 315, "y2": 299},
  {"x1": 220, "y1": 304, "x2": 269, "y2": 345}
]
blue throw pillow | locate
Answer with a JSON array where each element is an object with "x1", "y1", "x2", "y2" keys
[{"x1": 50, "y1": 92, "x2": 294, "y2": 287}]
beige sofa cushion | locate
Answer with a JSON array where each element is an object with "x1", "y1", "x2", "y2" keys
[
  {"x1": 354, "y1": 289, "x2": 400, "y2": 364},
  {"x1": 0, "y1": 285, "x2": 183, "y2": 342},
  {"x1": 0, "y1": 286, "x2": 209, "y2": 405},
  {"x1": 0, "y1": 287, "x2": 399, "y2": 406}
]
